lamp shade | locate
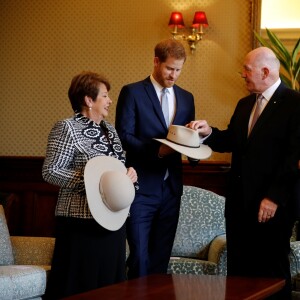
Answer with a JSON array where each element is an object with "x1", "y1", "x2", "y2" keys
[
  {"x1": 168, "y1": 12, "x2": 185, "y2": 28},
  {"x1": 192, "y1": 11, "x2": 208, "y2": 27}
]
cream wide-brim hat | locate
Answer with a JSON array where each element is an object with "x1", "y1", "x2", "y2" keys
[
  {"x1": 154, "y1": 125, "x2": 212, "y2": 160},
  {"x1": 84, "y1": 156, "x2": 135, "y2": 231}
]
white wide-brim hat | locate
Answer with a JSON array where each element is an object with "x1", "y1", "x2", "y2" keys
[
  {"x1": 154, "y1": 125, "x2": 212, "y2": 160},
  {"x1": 84, "y1": 156, "x2": 135, "y2": 231}
]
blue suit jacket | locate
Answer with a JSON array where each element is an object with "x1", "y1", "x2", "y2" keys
[{"x1": 115, "y1": 76, "x2": 195, "y2": 197}]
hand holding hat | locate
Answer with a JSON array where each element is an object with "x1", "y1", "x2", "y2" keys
[
  {"x1": 154, "y1": 125, "x2": 212, "y2": 160},
  {"x1": 84, "y1": 156, "x2": 135, "y2": 231}
]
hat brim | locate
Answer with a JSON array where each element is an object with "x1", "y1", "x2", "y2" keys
[
  {"x1": 154, "y1": 138, "x2": 212, "y2": 160},
  {"x1": 84, "y1": 156, "x2": 131, "y2": 231}
]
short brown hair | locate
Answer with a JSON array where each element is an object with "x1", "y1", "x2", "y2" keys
[
  {"x1": 68, "y1": 71, "x2": 111, "y2": 113},
  {"x1": 154, "y1": 39, "x2": 186, "y2": 63}
]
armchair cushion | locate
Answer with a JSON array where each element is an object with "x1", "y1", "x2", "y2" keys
[{"x1": 168, "y1": 257, "x2": 217, "y2": 275}]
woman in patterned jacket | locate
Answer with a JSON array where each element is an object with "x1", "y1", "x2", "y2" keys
[{"x1": 42, "y1": 71, "x2": 138, "y2": 299}]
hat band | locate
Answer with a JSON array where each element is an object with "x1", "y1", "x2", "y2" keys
[{"x1": 166, "y1": 137, "x2": 200, "y2": 149}]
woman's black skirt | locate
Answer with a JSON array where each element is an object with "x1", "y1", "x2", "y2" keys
[{"x1": 45, "y1": 216, "x2": 126, "y2": 299}]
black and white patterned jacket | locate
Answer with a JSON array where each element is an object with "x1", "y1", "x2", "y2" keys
[{"x1": 42, "y1": 113, "x2": 126, "y2": 219}]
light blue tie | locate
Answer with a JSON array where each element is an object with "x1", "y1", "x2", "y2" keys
[
  {"x1": 161, "y1": 88, "x2": 169, "y2": 127},
  {"x1": 161, "y1": 88, "x2": 170, "y2": 179}
]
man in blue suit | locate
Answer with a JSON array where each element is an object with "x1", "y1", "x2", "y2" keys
[
  {"x1": 188, "y1": 47, "x2": 300, "y2": 299},
  {"x1": 115, "y1": 39, "x2": 195, "y2": 278}
]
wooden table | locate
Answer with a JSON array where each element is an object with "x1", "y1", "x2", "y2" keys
[{"x1": 62, "y1": 274, "x2": 285, "y2": 300}]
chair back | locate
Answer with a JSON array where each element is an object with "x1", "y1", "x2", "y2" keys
[
  {"x1": 171, "y1": 186, "x2": 226, "y2": 259},
  {"x1": 0, "y1": 205, "x2": 14, "y2": 265}
]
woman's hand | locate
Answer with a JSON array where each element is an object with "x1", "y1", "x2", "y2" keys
[{"x1": 126, "y1": 167, "x2": 138, "y2": 183}]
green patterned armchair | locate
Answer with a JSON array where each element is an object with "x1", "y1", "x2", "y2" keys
[
  {"x1": 168, "y1": 186, "x2": 227, "y2": 276},
  {"x1": 291, "y1": 222, "x2": 300, "y2": 299},
  {"x1": 0, "y1": 205, "x2": 55, "y2": 300}
]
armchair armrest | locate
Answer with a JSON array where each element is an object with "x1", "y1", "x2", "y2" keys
[
  {"x1": 10, "y1": 236, "x2": 55, "y2": 268},
  {"x1": 290, "y1": 241, "x2": 300, "y2": 293},
  {"x1": 207, "y1": 234, "x2": 227, "y2": 275},
  {"x1": 290, "y1": 240, "x2": 300, "y2": 277}
]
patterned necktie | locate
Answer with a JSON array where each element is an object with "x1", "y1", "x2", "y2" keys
[
  {"x1": 249, "y1": 94, "x2": 264, "y2": 132},
  {"x1": 161, "y1": 88, "x2": 169, "y2": 127}
]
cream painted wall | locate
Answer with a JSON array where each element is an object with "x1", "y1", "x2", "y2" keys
[
  {"x1": 0, "y1": 0, "x2": 254, "y2": 162},
  {"x1": 261, "y1": 0, "x2": 300, "y2": 28},
  {"x1": 259, "y1": 0, "x2": 300, "y2": 49}
]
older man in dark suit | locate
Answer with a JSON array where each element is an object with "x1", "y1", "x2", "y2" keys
[
  {"x1": 115, "y1": 39, "x2": 195, "y2": 279},
  {"x1": 188, "y1": 47, "x2": 300, "y2": 299}
]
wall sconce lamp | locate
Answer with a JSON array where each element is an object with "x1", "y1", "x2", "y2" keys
[{"x1": 168, "y1": 11, "x2": 209, "y2": 53}]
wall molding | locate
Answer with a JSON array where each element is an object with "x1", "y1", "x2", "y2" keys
[{"x1": 0, "y1": 156, "x2": 230, "y2": 236}]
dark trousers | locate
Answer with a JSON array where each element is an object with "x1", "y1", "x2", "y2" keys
[
  {"x1": 126, "y1": 178, "x2": 181, "y2": 279},
  {"x1": 226, "y1": 208, "x2": 294, "y2": 300}
]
